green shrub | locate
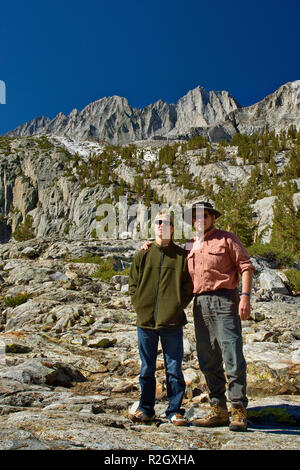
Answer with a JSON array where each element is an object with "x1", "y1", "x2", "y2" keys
[
  {"x1": 284, "y1": 269, "x2": 300, "y2": 293},
  {"x1": 90, "y1": 228, "x2": 97, "y2": 238},
  {"x1": 158, "y1": 144, "x2": 177, "y2": 167},
  {"x1": 35, "y1": 136, "x2": 54, "y2": 150},
  {"x1": 68, "y1": 255, "x2": 129, "y2": 282},
  {"x1": 247, "y1": 243, "x2": 296, "y2": 268},
  {"x1": 12, "y1": 215, "x2": 35, "y2": 241},
  {"x1": 70, "y1": 255, "x2": 104, "y2": 264},
  {"x1": 0, "y1": 136, "x2": 14, "y2": 152},
  {"x1": 4, "y1": 292, "x2": 33, "y2": 307},
  {"x1": 92, "y1": 259, "x2": 123, "y2": 281},
  {"x1": 92, "y1": 259, "x2": 130, "y2": 281}
]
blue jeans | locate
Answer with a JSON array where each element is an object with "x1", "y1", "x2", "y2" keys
[{"x1": 137, "y1": 327, "x2": 186, "y2": 419}]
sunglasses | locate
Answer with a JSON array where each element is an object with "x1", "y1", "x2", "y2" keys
[{"x1": 155, "y1": 219, "x2": 173, "y2": 226}]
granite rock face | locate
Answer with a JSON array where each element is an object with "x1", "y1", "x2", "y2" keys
[
  {"x1": 1, "y1": 135, "x2": 299, "y2": 243},
  {"x1": 6, "y1": 81, "x2": 300, "y2": 144},
  {"x1": 224, "y1": 80, "x2": 300, "y2": 137},
  {"x1": 189, "y1": 81, "x2": 300, "y2": 142},
  {"x1": 7, "y1": 87, "x2": 240, "y2": 144}
]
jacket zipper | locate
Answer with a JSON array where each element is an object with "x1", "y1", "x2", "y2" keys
[{"x1": 153, "y1": 249, "x2": 164, "y2": 327}]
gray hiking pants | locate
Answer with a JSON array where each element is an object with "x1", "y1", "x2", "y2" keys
[{"x1": 193, "y1": 288, "x2": 248, "y2": 408}]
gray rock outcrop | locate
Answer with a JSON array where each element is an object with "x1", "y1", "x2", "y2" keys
[
  {"x1": 223, "y1": 80, "x2": 300, "y2": 137},
  {"x1": 0, "y1": 134, "x2": 299, "y2": 243}
]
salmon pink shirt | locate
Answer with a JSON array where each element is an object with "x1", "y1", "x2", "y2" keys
[{"x1": 184, "y1": 227, "x2": 255, "y2": 294}]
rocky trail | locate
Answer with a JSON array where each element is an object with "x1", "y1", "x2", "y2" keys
[{"x1": 0, "y1": 238, "x2": 299, "y2": 451}]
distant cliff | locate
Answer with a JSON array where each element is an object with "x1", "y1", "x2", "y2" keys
[
  {"x1": 0, "y1": 128, "x2": 299, "y2": 243},
  {"x1": 6, "y1": 81, "x2": 300, "y2": 144},
  {"x1": 6, "y1": 86, "x2": 240, "y2": 143}
]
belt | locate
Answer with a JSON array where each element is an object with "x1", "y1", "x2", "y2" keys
[{"x1": 195, "y1": 288, "x2": 238, "y2": 297}]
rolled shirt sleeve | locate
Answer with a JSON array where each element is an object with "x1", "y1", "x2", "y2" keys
[{"x1": 226, "y1": 233, "x2": 255, "y2": 275}]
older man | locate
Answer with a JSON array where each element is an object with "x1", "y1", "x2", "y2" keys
[
  {"x1": 141, "y1": 201, "x2": 254, "y2": 431},
  {"x1": 185, "y1": 201, "x2": 254, "y2": 431}
]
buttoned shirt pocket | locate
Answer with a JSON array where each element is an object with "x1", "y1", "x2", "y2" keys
[{"x1": 206, "y1": 246, "x2": 226, "y2": 269}]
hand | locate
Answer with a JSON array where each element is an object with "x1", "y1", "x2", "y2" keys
[
  {"x1": 141, "y1": 240, "x2": 153, "y2": 250},
  {"x1": 239, "y1": 295, "x2": 251, "y2": 321}
]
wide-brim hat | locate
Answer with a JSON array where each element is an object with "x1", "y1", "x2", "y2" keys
[{"x1": 184, "y1": 201, "x2": 222, "y2": 224}]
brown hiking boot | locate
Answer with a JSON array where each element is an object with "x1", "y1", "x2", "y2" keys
[
  {"x1": 229, "y1": 406, "x2": 247, "y2": 432},
  {"x1": 130, "y1": 410, "x2": 154, "y2": 423},
  {"x1": 193, "y1": 404, "x2": 230, "y2": 427}
]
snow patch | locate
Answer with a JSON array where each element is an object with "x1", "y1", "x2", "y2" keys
[{"x1": 49, "y1": 135, "x2": 107, "y2": 161}]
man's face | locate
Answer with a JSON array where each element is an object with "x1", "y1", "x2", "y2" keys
[
  {"x1": 192, "y1": 210, "x2": 216, "y2": 233},
  {"x1": 154, "y1": 218, "x2": 174, "y2": 241}
]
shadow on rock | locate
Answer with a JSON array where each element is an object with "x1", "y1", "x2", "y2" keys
[{"x1": 247, "y1": 404, "x2": 300, "y2": 435}]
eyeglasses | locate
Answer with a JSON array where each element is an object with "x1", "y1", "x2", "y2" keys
[{"x1": 155, "y1": 219, "x2": 173, "y2": 226}]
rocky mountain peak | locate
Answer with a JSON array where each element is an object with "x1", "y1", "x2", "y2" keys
[
  {"x1": 9, "y1": 116, "x2": 51, "y2": 137},
  {"x1": 173, "y1": 86, "x2": 241, "y2": 133},
  {"x1": 5, "y1": 81, "x2": 300, "y2": 143},
  {"x1": 5, "y1": 85, "x2": 241, "y2": 143},
  {"x1": 218, "y1": 81, "x2": 300, "y2": 138}
]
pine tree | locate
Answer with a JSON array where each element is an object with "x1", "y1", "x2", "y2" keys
[
  {"x1": 100, "y1": 162, "x2": 110, "y2": 185},
  {"x1": 144, "y1": 185, "x2": 152, "y2": 207},
  {"x1": 158, "y1": 144, "x2": 177, "y2": 168},
  {"x1": 133, "y1": 175, "x2": 145, "y2": 197},
  {"x1": 187, "y1": 135, "x2": 207, "y2": 150},
  {"x1": 271, "y1": 181, "x2": 300, "y2": 255},
  {"x1": 204, "y1": 145, "x2": 211, "y2": 163},
  {"x1": 283, "y1": 146, "x2": 300, "y2": 179},
  {"x1": 214, "y1": 184, "x2": 255, "y2": 247},
  {"x1": 215, "y1": 144, "x2": 226, "y2": 162}
]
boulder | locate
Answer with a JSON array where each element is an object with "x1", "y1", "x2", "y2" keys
[
  {"x1": 111, "y1": 275, "x2": 129, "y2": 286},
  {"x1": 253, "y1": 196, "x2": 276, "y2": 243},
  {"x1": 5, "y1": 300, "x2": 41, "y2": 331},
  {"x1": 0, "y1": 358, "x2": 86, "y2": 387},
  {"x1": 21, "y1": 247, "x2": 38, "y2": 259},
  {"x1": 87, "y1": 337, "x2": 117, "y2": 348},
  {"x1": 258, "y1": 269, "x2": 290, "y2": 295}
]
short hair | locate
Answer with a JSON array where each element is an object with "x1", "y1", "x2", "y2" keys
[{"x1": 154, "y1": 209, "x2": 174, "y2": 226}]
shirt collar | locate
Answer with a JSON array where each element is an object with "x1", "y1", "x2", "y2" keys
[
  {"x1": 204, "y1": 226, "x2": 217, "y2": 240},
  {"x1": 154, "y1": 240, "x2": 173, "y2": 249}
]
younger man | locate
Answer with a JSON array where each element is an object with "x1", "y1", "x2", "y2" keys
[{"x1": 129, "y1": 210, "x2": 193, "y2": 425}]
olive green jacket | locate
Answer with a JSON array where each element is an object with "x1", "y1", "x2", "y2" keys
[{"x1": 129, "y1": 241, "x2": 193, "y2": 330}]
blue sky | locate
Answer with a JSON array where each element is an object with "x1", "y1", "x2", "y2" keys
[{"x1": 0, "y1": 0, "x2": 299, "y2": 135}]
